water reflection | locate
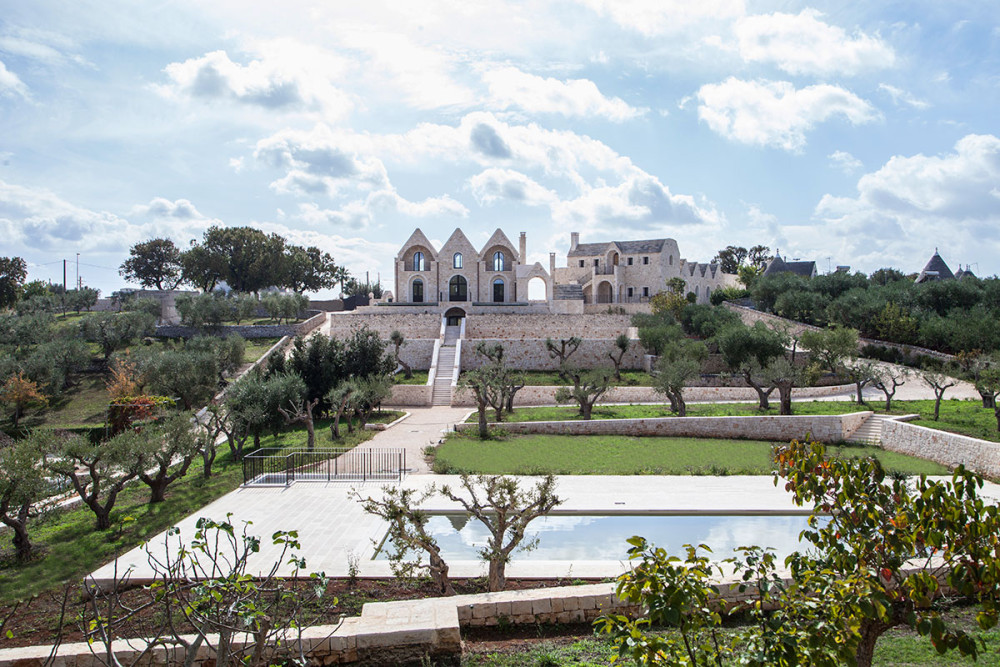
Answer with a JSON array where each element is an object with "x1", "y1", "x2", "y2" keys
[{"x1": 377, "y1": 514, "x2": 819, "y2": 561}]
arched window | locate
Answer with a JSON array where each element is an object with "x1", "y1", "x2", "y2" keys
[
  {"x1": 492, "y1": 251, "x2": 506, "y2": 271},
  {"x1": 492, "y1": 278, "x2": 505, "y2": 303},
  {"x1": 412, "y1": 278, "x2": 424, "y2": 303},
  {"x1": 449, "y1": 275, "x2": 468, "y2": 302},
  {"x1": 668, "y1": 254, "x2": 673, "y2": 266},
  {"x1": 413, "y1": 251, "x2": 425, "y2": 271},
  {"x1": 453, "y1": 252, "x2": 463, "y2": 269}
]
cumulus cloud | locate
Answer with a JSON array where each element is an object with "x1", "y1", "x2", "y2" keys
[
  {"x1": 577, "y1": 0, "x2": 745, "y2": 37},
  {"x1": 469, "y1": 168, "x2": 558, "y2": 207},
  {"x1": 482, "y1": 66, "x2": 645, "y2": 121},
  {"x1": 296, "y1": 189, "x2": 467, "y2": 230},
  {"x1": 131, "y1": 197, "x2": 207, "y2": 220},
  {"x1": 736, "y1": 9, "x2": 895, "y2": 76},
  {"x1": 160, "y1": 42, "x2": 352, "y2": 117},
  {"x1": 879, "y1": 83, "x2": 930, "y2": 110},
  {"x1": 0, "y1": 180, "x2": 135, "y2": 251},
  {"x1": 812, "y1": 134, "x2": 1000, "y2": 271},
  {"x1": 696, "y1": 78, "x2": 879, "y2": 151},
  {"x1": 829, "y1": 150, "x2": 863, "y2": 174},
  {"x1": 0, "y1": 60, "x2": 29, "y2": 98}
]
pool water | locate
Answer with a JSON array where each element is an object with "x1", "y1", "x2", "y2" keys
[{"x1": 376, "y1": 513, "x2": 819, "y2": 561}]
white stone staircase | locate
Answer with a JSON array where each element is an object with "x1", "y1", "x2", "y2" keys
[
  {"x1": 846, "y1": 414, "x2": 890, "y2": 446},
  {"x1": 431, "y1": 326, "x2": 462, "y2": 406}
]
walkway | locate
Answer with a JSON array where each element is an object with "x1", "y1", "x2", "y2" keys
[{"x1": 368, "y1": 406, "x2": 471, "y2": 474}]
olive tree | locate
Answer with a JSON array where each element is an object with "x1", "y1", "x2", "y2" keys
[
  {"x1": 554, "y1": 366, "x2": 614, "y2": 420},
  {"x1": 136, "y1": 414, "x2": 202, "y2": 503},
  {"x1": 0, "y1": 432, "x2": 48, "y2": 562},
  {"x1": 921, "y1": 370, "x2": 957, "y2": 421},
  {"x1": 651, "y1": 337, "x2": 707, "y2": 417},
  {"x1": 608, "y1": 333, "x2": 631, "y2": 381},
  {"x1": 79, "y1": 311, "x2": 156, "y2": 363},
  {"x1": 439, "y1": 474, "x2": 562, "y2": 592}
]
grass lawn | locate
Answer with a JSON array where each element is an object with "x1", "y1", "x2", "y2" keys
[
  {"x1": 242, "y1": 336, "x2": 284, "y2": 363},
  {"x1": 460, "y1": 370, "x2": 653, "y2": 386},
  {"x1": 394, "y1": 370, "x2": 429, "y2": 385},
  {"x1": 472, "y1": 399, "x2": 1000, "y2": 443},
  {"x1": 461, "y1": 605, "x2": 1000, "y2": 666},
  {"x1": 0, "y1": 417, "x2": 381, "y2": 604},
  {"x1": 431, "y1": 432, "x2": 948, "y2": 476}
]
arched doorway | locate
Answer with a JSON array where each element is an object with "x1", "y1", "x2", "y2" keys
[
  {"x1": 445, "y1": 307, "x2": 466, "y2": 327},
  {"x1": 597, "y1": 281, "x2": 614, "y2": 304},
  {"x1": 449, "y1": 275, "x2": 467, "y2": 302},
  {"x1": 528, "y1": 276, "x2": 546, "y2": 301},
  {"x1": 492, "y1": 278, "x2": 505, "y2": 303},
  {"x1": 411, "y1": 278, "x2": 424, "y2": 303}
]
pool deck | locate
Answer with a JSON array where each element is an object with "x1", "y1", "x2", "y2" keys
[{"x1": 88, "y1": 473, "x2": 1000, "y2": 586}]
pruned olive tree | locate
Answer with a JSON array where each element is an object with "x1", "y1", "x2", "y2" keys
[
  {"x1": 554, "y1": 366, "x2": 614, "y2": 420},
  {"x1": 135, "y1": 414, "x2": 202, "y2": 503},
  {"x1": 651, "y1": 337, "x2": 707, "y2": 417},
  {"x1": 439, "y1": 474, "x2": 562, "y2": 592},
  {"x1": 0, "y1": 432, "x2": 48, "y2": 562}
]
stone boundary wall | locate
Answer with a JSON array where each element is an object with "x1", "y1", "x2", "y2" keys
[
  {"x1": 453, "y1": 383, "x2": 854, "y2": 407},
  {"x1": 461, "y1": 339, "x2": 644, "y2": 371},
  {"x1": 465, "y1": 313, "x2": 631, "y2": 339},
  {"x1": 584, "y1": 303, "x2": 651, "y2": 315},
  {"x1": 309, "y1": 298, "x2": 345, "y2": 312},
  {"x1": 454, "y1": 412, "x2": 871, "y2": 443},
  {"x1": 388, "y1": 384, "x2": 433, "y2": 406},
  {"x1": 723, "y1": 302, "x2": 954, "y2": 362},
  {"x1": 397, "y1": 339, "x2": 436, "y2": 369},
  {"x1": 328, "y1": 312, "x2": 441, "y2": 339},
  {"x1": 881, "y1": 419, "x2": 1000, "y2": 478},
  {"x1": 154, "y1": 311, "x2": 326, "y2": 339}
]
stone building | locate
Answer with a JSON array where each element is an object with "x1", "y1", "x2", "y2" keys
[
  {"x1": 391, "y1": 228, "x2": 735, "y2": 316},
  {"x1": 761, "y1": 254, "x2": 818, "y2": 279}
]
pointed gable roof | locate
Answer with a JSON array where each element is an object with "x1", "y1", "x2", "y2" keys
[
  {"x1": 439, "y1": 228, "x2": 477, "y2": 255},
  {"x1": 397, "y1": 228, "x2": 438, "y2": 260},
  {"x1": 915, "y1": 251, "x2": 955, "y2": 283},
  {"x1": 479, "y1": 228, "x2": 517, "y2": 258}
]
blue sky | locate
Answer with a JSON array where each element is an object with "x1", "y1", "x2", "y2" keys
[{"x1": 1, "y1": 0, "x2": 999, "y2": 296}]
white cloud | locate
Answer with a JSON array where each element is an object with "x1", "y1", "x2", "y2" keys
[
  {"x1": 469, "y1": 168, "x2": 558, "y2": 207},
  {"x1": 130, "y1": 197, "x2": 208, "y2": 221},
  {"x1": 577, "y1": 0, "x2": 745, "y2": 37},
  {"x1": 0, "y1": 60, "x2": 29, "y2": 98},
  {"x1": 878, "y1": 83, "x2": 930, "y2": 110},
  {"x1": 736, "y1": 9, "x2": 895, "y2": 76},
  {"x1": 696, "y1": 78, "x2": 879, "y2": 151},
  {"x1": 160, "y1": 42, "x2": 352, "y2": 117},
  {"x1": 829, "y1": 150, "x2": 863, "y2": 174},
  {"x1": 0, "y1": 27, "x2": 90, "y2": 68},
  {"x1": 482, "y1": 66, "x2": 644, "y2": 121},
  {"x1": 295, "y1": 189, "x2": 467, "y2": 230},
  {"x1": 812, "y1": 134, "x2": 1000, "y2": 271}
]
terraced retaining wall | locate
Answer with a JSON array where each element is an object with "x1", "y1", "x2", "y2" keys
[
  {"x1": 454, "y1": 412, "x2": 872, "y2": 443},
  {"x1": 881, "y1": 419, "x2": 1000, "y2": 478},
  {"x1": 452, "y1": 383, "x2": 856, "y2": 407},
  {"x1": 155, "y1": 311, "x2": 326, "y2": 339}
]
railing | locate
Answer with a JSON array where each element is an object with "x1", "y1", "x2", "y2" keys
[
  {"x1": 583, "y1": 294, "x2": 651, "y2": 305},
  {"x1": 242, "y1": 447, "x2": 406, "y2": 486},
  {"x1": 594, "y1": 265, "x2": 616, "y2": 275}
]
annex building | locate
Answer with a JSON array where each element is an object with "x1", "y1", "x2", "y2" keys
[{"x1": 389, "y1": 228, "x2": 736, "y2": 318}]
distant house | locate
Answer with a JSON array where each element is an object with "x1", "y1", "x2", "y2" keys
[
  {"x1": 761, "y1": 254, "x2": 818, "y2": 279},
  {"x1": 954, "y1": 265, "x2": 977, "y2": 280},
  {"x1": 914, "y1": 250, "x2": 956, "y2": 284}
]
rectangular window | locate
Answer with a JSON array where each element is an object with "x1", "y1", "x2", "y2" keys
[
  {"x1": 593, "y1": 259, "x2": 599, "y2": 267},
  {"x1": 642, "y1": 287, "x2": 649, "y2": 297},
  {"x1": 643, "y1": 256, "x2": 649, "y2": 265},
  {"x1": 627, "y1": 287, "x2": 634, "y2": 298},
  {"x1": 579, "y1": 260, "x2": 584, "y2": 268},
  {"x1": 627, "y1": 257, "x2": 633, "y2": 266}
]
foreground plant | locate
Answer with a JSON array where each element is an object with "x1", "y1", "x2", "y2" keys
[{"x1": 598, "y1": 439, "x2": 1000, "y2": 666}]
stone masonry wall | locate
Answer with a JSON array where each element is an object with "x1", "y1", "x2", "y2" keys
[
  {"x1": 453, "y1": 383, "x2": 854, "y2": 406},
  {"x1": 154, "y1": 311, "x2": 326, "y2": 339},
  {"x1": 395, "y1": 339, "x2": 435, "y2": 369},
  {"x1": 461, "y1": 339, "x2": 644, "y2": 371},
  {"x1": 388, "y1": 384, "x2": 433, "y2": 406},
  {"x1": 327, "y1": 312, "x2": 441, "y2": 339},
  {"x1": 454, "y1": 413, "x2": 869, "y2": 443},
  {"x1": 880, "y1": 419, "x2": 1000, "y2": 478},
  {"x1": 465, "y1": 313, "x2": 631, "y2": 339}
]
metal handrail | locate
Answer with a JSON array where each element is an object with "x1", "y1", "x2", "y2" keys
[{"x1": 242, "y1": 447, "x2": 406, "y2": 486}]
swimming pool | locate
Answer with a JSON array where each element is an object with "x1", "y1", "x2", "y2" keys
[{"x1": 375, "y1": 513, "x2": 820, "y2": 561}]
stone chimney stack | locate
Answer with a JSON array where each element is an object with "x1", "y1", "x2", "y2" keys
[
  {"x1": 519, "y1": 232, "x2": 527, "y2": 262},
  {"x1": 549, "y1": 252, "x2": 556, "y2": 276},
  {"x1": 570, "y1": 232, "x2": 579, "y2": 251}
]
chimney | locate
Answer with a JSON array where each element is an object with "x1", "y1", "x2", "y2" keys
[
  {"x1": 549, "y1": 252, "x2": 556, "y2": 276},
  {"x1": 570, "y1": 232, "x2": 579, "y2": 251},
  {"x1": 519, "y1": 232, "x2": 526, "y2": 262}
]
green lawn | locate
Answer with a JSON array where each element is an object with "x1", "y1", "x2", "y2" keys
[
  {"x1": 460, "y1": 370, "x2": 653, "y2": 386},
  {"x1": 472, "y1": 399, "x2": 1000, "y2": 443},
  {"x1": 242, "y1": 336, "x2": 284, "y2": 363},
  {"x1": 461, "y1": 611, "x2": 1000, "y2": 666},
  {"x1": 0, "y1": 417, "x2": 381, "y2": 603},
  {"x1": 431, "y1": 432, "x2": 948, "y2": 476},
  {"x1": 394, "y1": 370, "x2": 430, "y2": 385}
]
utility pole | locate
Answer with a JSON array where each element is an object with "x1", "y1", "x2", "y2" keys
[
  {"x1": 76, "y1": 253, "x2": 80, "y2": 290},
  {"x1": 62, "y1": 259, "x2": 67, "y2": 293}
]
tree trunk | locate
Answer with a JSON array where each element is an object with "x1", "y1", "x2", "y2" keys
[
  {"x1": 12, "y1": 403, "x2": 22, "y2": 427},
  {"x1": 855, "y1": 381, "x2": 867, "y2": 405},
  {"x1": 488, "y1": 558, "x2": 505, "y2": 592},
  {"x1": 980, "y1": 390, "x2": 995, "y2": 409},
  {"x1": 148, "y1": 479, "x2": 168, "y2": 503},
  {"x1": 933, "y1": 395, "x2": 942, "y2": 421},
  {"x1": 430, "y1": 552, "x2": 455, "y2": 596},
  {"x1": 477, "y1": 403, "x2": 489, "y2": 439},
  {"x1": 92, "y1": 503, "x2": 112, "y2": 531},
  {"x1": 7, "y1": 503, "x2": 32, "y2": 563},
  {"x1": 778, "y1": 384, "x2": 793, "y2": 415},
  {"x1": 744, "y1": 372, "x2": 772, "y2": 410},
  {"x1": 995, "y1": 404, "x2": 1000, "y2": 433},
  {"x1": 676, "y1": 393, "x2": 687, "y2": 417},
  {"x1": 581, "y1": 401, "x2": 593, "y2": 420},
  {"x1": 202, "y1": 447, "x2": 216, "y2": 478},
  {"x1": 305, "y1": 416, "x2": 315, "y2": 451}
]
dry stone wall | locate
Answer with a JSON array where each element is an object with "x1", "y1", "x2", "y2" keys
[
  {"x1": 454, "y1": 412, "x2": 869, "y2": 443},
  {"x1": 388, "y1": 384, "x2": 433, "y2": 406},
  {"x1": 327, "y1": 312, "x2": 440, "y2": 339},
  {"x1": 395, "y1": 338, "x2": 435, "y2": 369},
  {"x1": 461, "y1": 338, "x2": 644, "y2": 371},
  {"x1": 154, "y1": 311, "x2": 326, "y2": 339},
  {"x1": 880, "y1": 419, "x2": 1000, "y2": 478},
  {"x1": 465, "y1": 313, "x2": 631, "y2": 339}
]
